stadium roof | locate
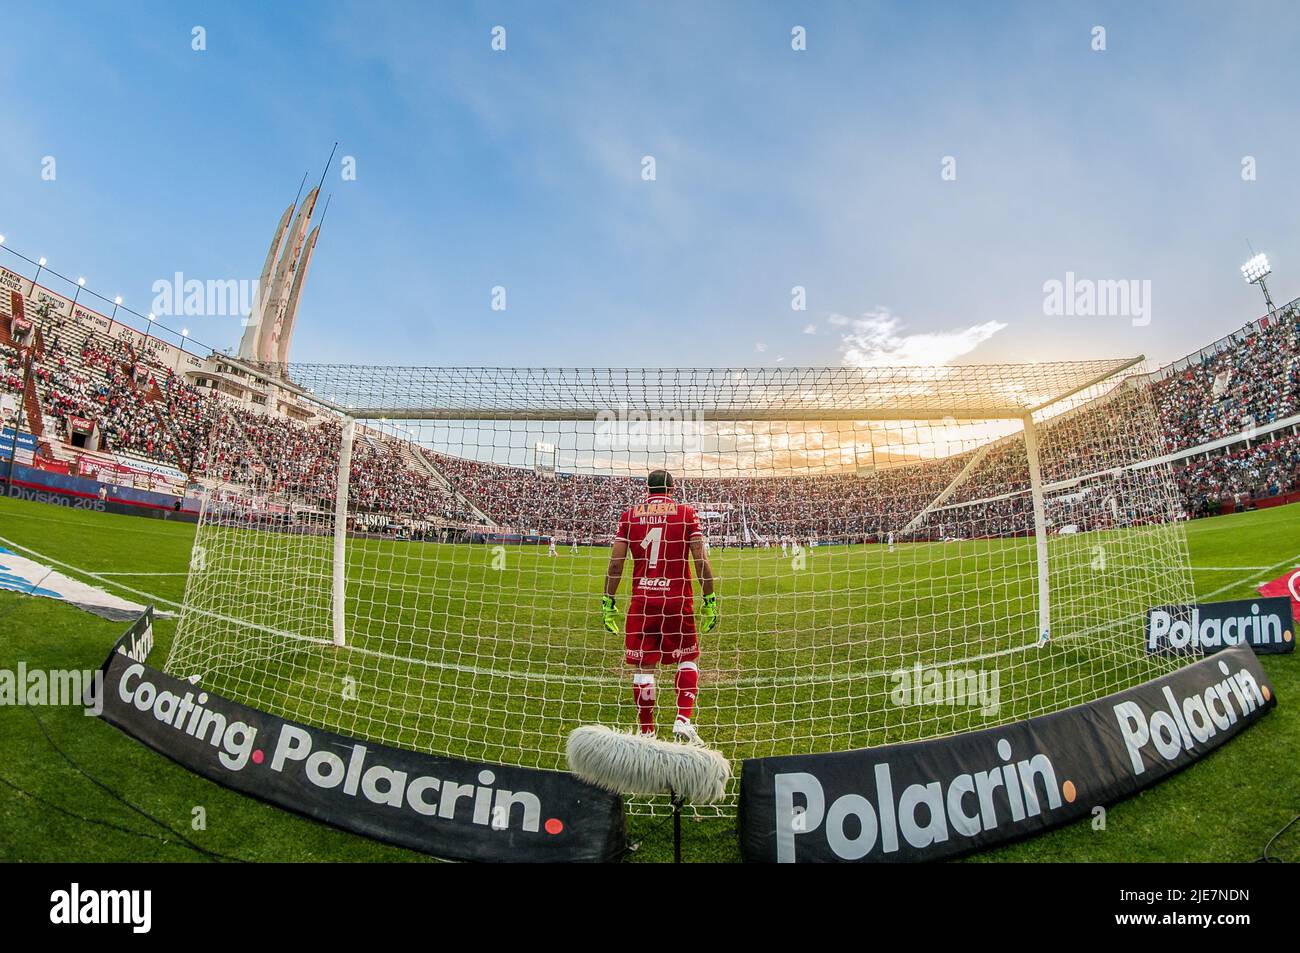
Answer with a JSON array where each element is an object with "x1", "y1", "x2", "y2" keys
[{"x1": 286, "y1": 357, "x2": 1146, "y2": 422}]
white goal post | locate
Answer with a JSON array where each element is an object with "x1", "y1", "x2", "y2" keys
[
  {"x1": 332, "y1": 417, "x2": 355, "y2": 648},
  {"x1": 170, "y1": 357, "x2": 1194, "y2": 815},
  {"x1": 1022, "y1": 412, "x2": 1052, "y2": 643}
]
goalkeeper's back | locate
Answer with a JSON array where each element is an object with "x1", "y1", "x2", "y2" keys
[{"x1": 615, "y1": 492, "x2": 703, "y2": 602}]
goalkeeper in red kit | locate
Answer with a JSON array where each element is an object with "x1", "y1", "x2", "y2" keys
[{"x1": 601, "y1": 469, "x2": 717, "y2": 744}]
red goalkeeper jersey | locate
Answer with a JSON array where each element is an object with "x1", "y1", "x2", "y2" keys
[{"x1": 615, "y1": 493, "x2": 702, "y2": 600}]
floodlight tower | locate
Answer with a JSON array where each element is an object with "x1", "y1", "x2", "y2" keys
[{"x1": 1241, "y1": 253, "x2": 1276, "y2": 315}]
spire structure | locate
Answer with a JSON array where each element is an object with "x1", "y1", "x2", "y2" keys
[{"x1": 237, "y1": 146, "x2": 336, "y2": 367}]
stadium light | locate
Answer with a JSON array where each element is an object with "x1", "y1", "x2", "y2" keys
[
  {"x1": 71, "y1": 276, "x2": 86, "y2": 314},
  {"x1": 112, "y1": 295, "x2": 122, "y2": 319},
  {"x1": 33, "y1": 256, "x2": 46, "y2": 289},
  {"x1": 1241, "y1": 253, "x2": 1270, "y2": 282},
  {"x1": 0, "y1": 234, "x2": 5, "y2": 245},
  {"x1": 1240, "y1": 253, "x2": 1277, "y2": 314}
]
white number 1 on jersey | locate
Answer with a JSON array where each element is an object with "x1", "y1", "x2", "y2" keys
[{"x1": 640, "y1": 526, "x2": 663, "y2": 568}]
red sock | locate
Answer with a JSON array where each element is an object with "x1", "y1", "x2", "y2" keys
[
  {"x1": 675, "y1": 662, "x2": 698, "y2": 722},
  {"x1": 632, "y1": 674, "x2": 656, "y2": 733}
]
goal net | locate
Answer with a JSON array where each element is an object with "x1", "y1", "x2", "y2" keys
[{"x1": 168, "y1": 360, "x2": 1196, "y2": 815}]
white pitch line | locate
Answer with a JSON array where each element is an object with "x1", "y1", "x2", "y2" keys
[
  {"x1": 1202, "y1": 554, "x2": 1299, "y2": 599},
  {"x1": 1193, "y1": 566, "x2": 1276, "y2": 572},
  {"x1": 96, "y1": 571, "x2": 191, "y2": 577}
]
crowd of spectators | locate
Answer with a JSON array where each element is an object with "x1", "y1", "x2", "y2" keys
[
  {"x1": 4, "y1": 299, "x2": 1300, "y2": 536},
  {"x1": 1152, "y1": 309, "x2": 1300, "y2": 452},
  {"x1": 2, "y1": 333, "x2": 177, "y2": 458},
  {"x1": 1175, "y1": 431, "x2": 1300, "y2": 517}
]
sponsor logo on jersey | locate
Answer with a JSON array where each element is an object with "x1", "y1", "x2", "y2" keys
[{"x1": 633, "y1": 499, "x2": 678, "y2": 518}]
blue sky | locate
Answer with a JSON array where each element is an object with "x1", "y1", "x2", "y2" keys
[{"x1": 1, "y1": 1, "x2": 1297, "y2": 369}]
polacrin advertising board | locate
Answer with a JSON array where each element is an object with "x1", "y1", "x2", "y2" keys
[
  {"x1": 739, "y1": 645, "x2": 1276, "y2": 862},
  {"x1": 1145, "y1": 597, "x2": 1294, "y2": 655},
  {"x1": 97, "y1": 609, "x2": 627, "y2": 863}
]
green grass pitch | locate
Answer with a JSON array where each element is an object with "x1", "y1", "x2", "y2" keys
[
  {"x1": 0, "y1": 492, "x2": 1296, "y2": 862},
  {"x1": 170, "y1": 513, "x2": 1191, "y2": 787}
]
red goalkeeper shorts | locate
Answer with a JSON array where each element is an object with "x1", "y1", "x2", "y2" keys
[{"x1": 624, "y1": 595, "x2": 699, "y2": 666}]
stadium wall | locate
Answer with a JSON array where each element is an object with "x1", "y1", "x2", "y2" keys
[
  {"x1": 3, "y1": 461, "x2": 200, "y2": 520},
  {"x1": 1217, "y1": 490, "x2": 1300, "y2": 513}
]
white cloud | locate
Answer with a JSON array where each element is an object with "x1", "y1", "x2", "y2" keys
[
  {"x1": 754, "y1": 341, "x2": 767, "y2": 352},
  {"x1": 836, "y1": 307, "x2": 1006, "y2": 367},
  {"x1": 802, "y1": 323, "x2": 817, "y2": 334},
  {"x1": 827, "y1": 314, "x2": 850, "y2": 326}
]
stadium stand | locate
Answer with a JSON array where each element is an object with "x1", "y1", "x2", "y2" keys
[
  {"x1": 1153, "y1": 312, "x2": 1299, "y2": 452},
  {"x1": 2, "y1": 284, "x2": 1299, "y2": 537}
]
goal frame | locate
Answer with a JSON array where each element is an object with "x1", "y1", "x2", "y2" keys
[{"x1": 321, "y1": 354, "x2": 1148, "y2": 650}]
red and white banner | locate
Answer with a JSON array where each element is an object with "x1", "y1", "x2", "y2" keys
[
  {"x1": 1, "y1": 269, "x2": 201, "y2": 376},
  {"x1": 0, "y1": 268, "x2": 27, "y2": 298},
  {"x1": 1258, "y1": 567, "x2": 1300, "y2": 625},
  {"x1": 77, "y1": 453, "x2": 187, "y2": 490}
]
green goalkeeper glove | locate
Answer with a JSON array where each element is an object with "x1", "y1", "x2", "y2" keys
[
  {"x1": 700, "y1": 593, "x2": 719, "y2": 634},
  {"x1": 600, "y1": 595, "x2": 620, "y2": 635}
]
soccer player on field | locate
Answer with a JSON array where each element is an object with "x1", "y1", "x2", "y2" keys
[{"x1": 601, "y1": 469, "x2": 717, "y2": 744}]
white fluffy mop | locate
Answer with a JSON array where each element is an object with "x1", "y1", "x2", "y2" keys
[{"x1": 566, "y1": 725, "x2": 732, "y2": 804}]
